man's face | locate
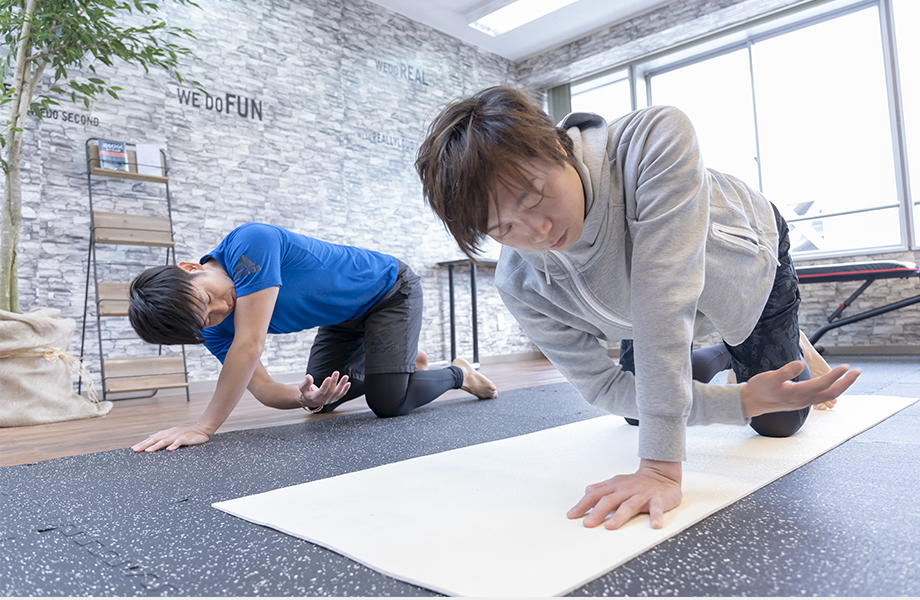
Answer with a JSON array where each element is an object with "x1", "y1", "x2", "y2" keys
[
  {"x1": 485, "y1": 157, "x2": 585, "y2": 252},
  {"x1": 179, "y1": 263, "x2": 237, "y2": 329}
]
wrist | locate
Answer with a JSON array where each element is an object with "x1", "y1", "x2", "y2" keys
[
  {"x1": 298, "y1": 393, "x2": 325, "y2": 413},
  {"x1": 639, "y1": 458, "x2": 682, "y2": 484},
  {"x1": 192, "y1": 422, "x2": 215, "y2": 438},
  {"x1": 740, "y1": 382, "x2": 755, "y2": 419}
]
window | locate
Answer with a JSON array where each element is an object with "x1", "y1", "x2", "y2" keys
[
  {"x1": 570, "y1": 69, "x2": 632, "y2": 124},
  {"x1": 649, "y1": 48, "x2": 760, "y2": 190},
  {"x1": 562, "y1": 0, "x2": 917, "y2": 258},
  {"x1": 753, "y1": 8, "x2": 898, "y2": 254},
  {"x1": 894, "y1": 0, "x2": 919, "y2": 245}
]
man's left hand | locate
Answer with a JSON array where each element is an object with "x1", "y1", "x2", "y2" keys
[{"x1": 298, "y1": 371, "x2": 351, "y2": 411}]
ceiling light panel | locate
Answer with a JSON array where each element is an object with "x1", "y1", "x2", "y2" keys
[{"x1": 469, "y1": 0, "x2": 580, "y2": 37}]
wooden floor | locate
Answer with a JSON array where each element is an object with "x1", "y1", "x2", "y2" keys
[{"x1": 0, "y1": 359, "x2": 567, "y2": 467}]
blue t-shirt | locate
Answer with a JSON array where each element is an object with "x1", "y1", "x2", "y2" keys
[{"x1": 199, "y1": 223, "x2": 398, "y2": 362}]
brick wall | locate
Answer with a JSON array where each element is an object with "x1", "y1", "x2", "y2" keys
[{"x1": 17, "y1": 0, "x2": 531, "y2": 391}]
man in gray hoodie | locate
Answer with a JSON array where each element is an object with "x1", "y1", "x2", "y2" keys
[{"x1": 415, "y1": 86, "x2": 859, "y2": 531}]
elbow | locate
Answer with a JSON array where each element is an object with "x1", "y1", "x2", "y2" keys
[{"x1": 229, "y1": 336, "x2": 266, "y2": 364}]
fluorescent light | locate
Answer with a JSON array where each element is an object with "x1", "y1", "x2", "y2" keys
[{"x1": 469, "y1": 0, "x2": 580, "y2": 37}]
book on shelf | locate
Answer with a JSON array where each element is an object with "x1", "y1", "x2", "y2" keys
[
  {"x1": 135, "y1": 143, "x2": 163, "y2": 177},
  {"x1": 97, "y1": 139, "x2": 129, "y2": 172}
]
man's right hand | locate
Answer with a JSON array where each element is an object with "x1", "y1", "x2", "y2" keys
[
  {"x1": 741, "y1": 360, "x2": 860, "y2": 418},
  {"x1": 131, "y1": 425, "x2": 211, "y2": 453},
  {"x1": 298, "y1": 371, "x2": 351, "y2": 411}
]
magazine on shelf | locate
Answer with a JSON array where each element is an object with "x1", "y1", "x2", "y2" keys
[
  {"x1": 97, "y1": 139, "x2": 129, "y2": 171},
  {"x1": 135, "y1": 143, "x2": 163, "y2": 177}
]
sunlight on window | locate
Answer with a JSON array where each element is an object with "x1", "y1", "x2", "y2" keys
[
  {"x1": 570, "y1": 70, "x2": 632, "y2": 124},
  {"x1": 649, "y1": 49, "x2": 760, "y2": 189},
  {"x1": 754, "y1": 7, "x2": 899, "y2": 253},
  {"x1": 893, "y1": 0, "x2": 919, "y2": 245}
]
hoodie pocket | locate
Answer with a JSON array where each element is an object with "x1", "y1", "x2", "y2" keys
[{"x1": 710, "y1": 222, "x2": 761, "y2": 256}]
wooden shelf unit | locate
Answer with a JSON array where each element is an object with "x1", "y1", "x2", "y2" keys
[
  {"x1": 102, "y1": 355, "x2": 189, "y2": 394},
  {"x1": 79, "y1": 138, "x2": 190, "y2": 402},
  {"x1": 86, "y1": 142, "x2": 169, "y2": 183},
  {"x1": 92, "y1": 212, "x2": 176, "y2": 247}
]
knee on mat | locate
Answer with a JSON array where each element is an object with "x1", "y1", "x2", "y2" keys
[
  {"x1": 749, "y1": 408, "x2": 810, "y2": 438},
  {"x1": 367, "y1": 400, "x2": 410, "y2": 419}
]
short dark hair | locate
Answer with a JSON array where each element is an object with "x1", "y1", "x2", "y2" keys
[
  {"x1": 415, "y1": 86, "x2": 576, "y2": 259},
  {"x1": 128, "y1": 265, "x2": 205, "y2": 345}
]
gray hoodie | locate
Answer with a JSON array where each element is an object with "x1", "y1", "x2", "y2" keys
[{"x1": 495, "y1": 106, "x2": 782, "y2": 462}]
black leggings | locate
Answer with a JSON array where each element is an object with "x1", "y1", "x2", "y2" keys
[
  {"x1": 316, "y1": 366, "x2": 465, "y2": 418},
  {"x1": 619, "y1": 339, "x2": 810, "y2": 437},
  {"x1": 619, "y1": 340, "x2": 731, "y2": 385},
  {"x1": 619, "y1": 341, "x2": 732, "y2": 426}
]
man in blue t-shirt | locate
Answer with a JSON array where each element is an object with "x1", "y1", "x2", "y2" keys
[{"x1": 127, "y1": 223, "x2": 496, "y2": 452}]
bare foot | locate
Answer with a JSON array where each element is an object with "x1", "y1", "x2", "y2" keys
[
  {"x1": 452, "y1": 358, "x2": 497, "y2": 399},
  {"x1": 800, "y1": 330, "x2": 838, "y2": 410},
  {"x1": 416, "y1": 351, "x2": 428, "y2": 371}
]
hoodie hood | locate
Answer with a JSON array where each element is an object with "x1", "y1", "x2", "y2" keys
[{"x1": 506, "y1": 111, "x2": 616, "y2": 281}]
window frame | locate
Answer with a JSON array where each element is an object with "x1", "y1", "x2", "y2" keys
[{"x1": 553, "y1": 0, "x2": 916, "y2": 259}]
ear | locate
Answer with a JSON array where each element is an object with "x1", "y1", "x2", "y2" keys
[
  {"x1": 177, "y1": 261, "x2": 205, "y2": 273},
  {"x1": 554, "y1": 136, "x2": 568, "y2": 157}
]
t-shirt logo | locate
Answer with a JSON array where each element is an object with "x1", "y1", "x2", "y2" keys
[{"x1": 234, "y1": 255, "x2": 262, "y2": 278}]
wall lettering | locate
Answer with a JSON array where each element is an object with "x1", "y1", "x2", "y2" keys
[
  {"x1": 176, "y1": 89, "x2": 263, "y2": 120},
  {"x1": 359, "y1": 130, "x2": 416, "y2": 151},
  {"x1": 373, "y1": 59, "x2": 429, "y2": 86},
  {"x1": 38, "y1": 108, "x2": 100, "y2": 127}
]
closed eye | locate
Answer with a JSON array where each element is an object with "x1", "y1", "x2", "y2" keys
[
  {"x1": 493, "y1": 223, "x2": 512, "y2": 238},
  {"x1": 525, "y1": 194, "x2": 545, "y2": 210}
]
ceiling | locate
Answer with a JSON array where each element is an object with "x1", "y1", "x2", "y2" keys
[{"x1": 366, "y1": 0, "x2": 673, "y2": 62}]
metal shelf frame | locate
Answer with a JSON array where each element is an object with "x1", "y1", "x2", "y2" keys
[{"x1": 79, "y1": 138, "x2": 190, "y2": 402}]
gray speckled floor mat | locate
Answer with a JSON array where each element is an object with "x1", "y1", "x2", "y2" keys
[{"x1": 2, "y1": 372, "x2": 920, "y2": 597}]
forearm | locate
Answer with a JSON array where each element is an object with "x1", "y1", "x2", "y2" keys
[
  {"x1": 196, "y1": 345, "x2": 262, "y2": 435},
  {"x1": 248, "y1": 377, "x2": 302, "y2": 409}
]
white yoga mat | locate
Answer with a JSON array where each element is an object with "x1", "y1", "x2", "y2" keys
[{"x1": 214, "y1": 395, "x2": 916, "y2": 597}]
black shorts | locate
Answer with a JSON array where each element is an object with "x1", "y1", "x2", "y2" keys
[
  {"x1": 306, "y1": 260, "x2": 422, "y2": 379},
  {"x1": 726, "y1": 204, "x2": 805, "y2": 382}
]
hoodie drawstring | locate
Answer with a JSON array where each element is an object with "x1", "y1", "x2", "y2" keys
[{"x1": 543, "y1": 251, "x2": 551, "y2": 285}]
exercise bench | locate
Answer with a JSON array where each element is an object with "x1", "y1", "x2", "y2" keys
[{"x1": 796, "y1": 260, "x2": 920, "y2": 345}]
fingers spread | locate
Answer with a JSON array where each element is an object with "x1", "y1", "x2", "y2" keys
[
  {"x1": 145, "y1": 438, "x2": 171, "y2": 453},
  {"x1": 604, "y1": 496, "x2": 647, "y2": 530},
  {"x1": 776, "y1": 360, "x2": 806, "y2": 382},
  {"x1": 570, "y1": 469, "x2": 682, "y2": 530},
  {"x1": 800, "y1": 366, "x2": 860, "y2": 404},
  {"x1": 647, "y1": 496, "x2": 665, "y2": 530},
  {"x1": 582, "y1": 493, "x2": 627, "y2": 528}
]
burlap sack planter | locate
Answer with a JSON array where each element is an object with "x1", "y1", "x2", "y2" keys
[{"x1": 0, "y1": 307, "x2": 112, "y2": 427}]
